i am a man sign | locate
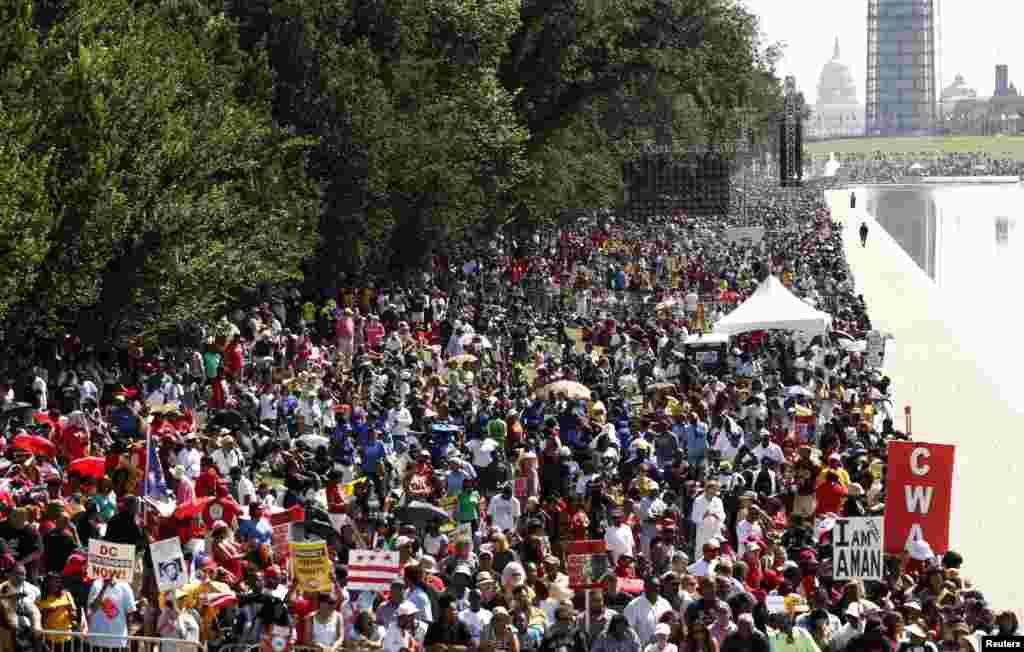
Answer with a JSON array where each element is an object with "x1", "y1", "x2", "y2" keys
[{"x1": 832, "y1": 517, "x2": 884, "y2": 581}]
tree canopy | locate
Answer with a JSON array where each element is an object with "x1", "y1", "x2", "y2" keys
[{"x1": 0, "y1": 0, "x2": 784, "y2": 346}]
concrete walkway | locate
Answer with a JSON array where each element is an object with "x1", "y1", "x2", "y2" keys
[{"x1": 825, "y1": 189, "x2": 1024, "y2": 618}]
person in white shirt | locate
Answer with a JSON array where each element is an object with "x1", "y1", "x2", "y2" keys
[
  {"x1": 487, "y1": 485, "x2": 521, "y2": 534},
  {"x1": 382, "y1": 602, "x2": 427, "y2": 652},
  {"x1": 177, "y1": 436, "x2": 202, "y2": 480},
  {"x1": 604, "y1": 511, "x2": 635, "y2": 565},
  {"x1": 829, "y1": 603, "x2": 865, "y2": 651},
  {"x1": 687, "y1": 541, "x2": 720, "y2": 578},
  {"x1": 259, "y1": 389, "x2": 277, "y2": 426},
  {"x1": 458, "y1": 589, "x2": 492, "y2": 645},
  {"x1": 690, "y1": 481, "x2": 726, "y2": 553},
  {"x1": 386, "y1": 403, "x2": 413, "y2": 439},
  {"x1": 80, "y1": 375, "x2": 99, "y2": 406},
  {"x1": 623, "y1": 577, "x2": 673, "y2": 645},
  {"x1": 31, "y1": 369, "x2": 47, "y2": 412},
  {"x1": 752, "y1": 430, "x2": 785, "y2": 466},
  {"x1": 211, "y1": 436, "x2": 242, "y2": 477},
  {"x1": 231, "y1": 466, "x2": 257, "y2": 507}
]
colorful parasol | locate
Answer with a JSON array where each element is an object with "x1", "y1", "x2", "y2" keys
[
  {"x1": 12, "y1": 434, "x2": 57, "y2": 457},
  {"x1": 68, "y1": 456, "x2": 106, "y2": 479}
]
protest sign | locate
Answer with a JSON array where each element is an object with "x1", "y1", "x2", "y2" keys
[
  {"x1": 272, "y1": 522, "x2": 291, "y2": 564},
  {"x1": 151, "y1": 537, "x2": 186, "y2": 592},
  {"x1": 884, "y1": 441, "x2": 955, "y2": 554},
  {"x1": 866, "y1": 330, "x2": 885, "y2": 368},
  {"x1": 565, "y1": 540, "x2": 609, "y2": 589},
  {"x1": 832, "y1": 517, "x2": 884, "y2": 581},
  {"x1": 88, "y1": 540, "x2": 135, "y2": 583},
  {"x1": 289, "y1": 542, "x2": 333, "y2": 592},
  {"x1": 348, "y1": 549, "x2": 400, "y2": 593}
]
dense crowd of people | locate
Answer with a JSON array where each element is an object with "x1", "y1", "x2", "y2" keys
[
  {"x1": 819, "y1": 152, "x2": 1024, "y2": 183},
  {"x1": 0, "y1": 178, "x2": 1017, "y2": 652}
]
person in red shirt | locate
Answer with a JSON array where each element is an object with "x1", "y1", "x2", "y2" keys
[
  {"x1": 211, "y1": 520, "x2": 245, "y2": 579},
  {"x1": 815, "y1": 471, "x2": 849, "y2": 517},
  {"x1": 204, "y1": 483, "x2": 243, "y2": 529},
  {"x1": 195, "y1": 460, "x2": 221, "y2": 498},
  {"x1": 224, "y1": 337, "x2": 244, "y2": 380},
  {"x1": 325, "y1": 471, "x2": 345, "y2": 514}
]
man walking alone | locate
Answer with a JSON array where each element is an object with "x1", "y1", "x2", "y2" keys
[{"x1": 859, "y1": 221, "x2": 869, "y2": 247}]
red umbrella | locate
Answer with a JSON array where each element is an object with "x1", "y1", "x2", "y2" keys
[
  {"x1": 205, "y1": 593, "x2": 238, "y2": 610},
  {"x1": 68, "y1": 456, "x2": 106, "y2": 479},
  {"x1": 174, "y1": 496, "x2": 215, "y2": 520},
  {"x1": 12, "y1": 434, "x2": 57, "y2": 457}
]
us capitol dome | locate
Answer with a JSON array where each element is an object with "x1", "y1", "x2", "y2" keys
[{"x1": 808, "y1": 37, "x2": 864, "y2": 139}]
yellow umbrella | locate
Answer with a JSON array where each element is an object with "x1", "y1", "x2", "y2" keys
[
  {"x1": 448, "y1": 353, "x2": 478, "y2": 366},
  {"x1": 536, "y1": 380, "x2": 592, "y2": 400}
]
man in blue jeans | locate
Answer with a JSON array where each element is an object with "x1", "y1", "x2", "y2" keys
[
  {"x1": 361, "y1": 427, "x2": 389, "y2": 499},
  {"x1": 685, "y1": 412, "x2": 709, "y2": 467}
]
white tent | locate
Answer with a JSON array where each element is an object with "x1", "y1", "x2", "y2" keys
[{"x1": 713, "y1": 276, "x2": 832, "y2": 337}]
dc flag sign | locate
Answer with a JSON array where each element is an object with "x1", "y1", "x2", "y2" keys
[{"x1": 833, "y1": 517, "x2": 884, "y2": 581}]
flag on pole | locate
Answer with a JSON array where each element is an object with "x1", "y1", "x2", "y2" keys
[
  {"x1": 347, "y1": 550, "x2": 400, "y2": 592},
  {"x1": 144, "y1": 433, "x2": 171, "y2": 501}
]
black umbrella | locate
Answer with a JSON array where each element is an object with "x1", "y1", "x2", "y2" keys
[
  {"x1": 394, "y1": 500, "x2": 451, "y2": 527},
  {"x1": 1, "y1": 402, "x2": 32, "y2": 414}
]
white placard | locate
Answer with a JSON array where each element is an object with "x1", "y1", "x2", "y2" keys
[
  {"x1": 88, "y1": 539, "x2": 136, "y2": 583},
  {"x1": 865, "y1": 330, "x2": 885, "y2": 368},
  {"x1": 832, "y1": 517, "x2": 884, "y2": 581},
  {"x1": 150, "y1": 537, "x2": 186, "y2": 592}
]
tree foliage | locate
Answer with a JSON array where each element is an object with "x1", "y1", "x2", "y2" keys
[{"x1": 0, "y1": 0, "x2": 784, "y2": 344}]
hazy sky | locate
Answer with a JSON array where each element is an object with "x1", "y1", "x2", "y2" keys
[{"x1": 740, "y1": 0, "x2": 1024, "y2": 105}]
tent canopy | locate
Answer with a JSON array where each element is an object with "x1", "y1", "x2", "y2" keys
[{"x1": 713, "y1": 276, "x2": 833, "y2": 337}]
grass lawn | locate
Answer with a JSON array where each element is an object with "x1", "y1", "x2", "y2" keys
[{"x1": 805, "y1": 135, "x2": 1024, "y2": 158}]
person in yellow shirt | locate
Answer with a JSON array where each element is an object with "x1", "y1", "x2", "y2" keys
[
  {"x1": 816, "y1": 453, "x2": 850, "y2": 487},
  {"x1": 769, "y1": 600, "x2": 822, "y2": 652},
  {"x1": 36, "y1": 574, "x2": 77, "y2": 643}
]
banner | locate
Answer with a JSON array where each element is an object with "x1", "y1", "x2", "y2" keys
[
  {"x1": 151, "y1": 537, "x2": 187, "y2": 593},
  {"x1": 565, "y1": 540, "x2": 609, "y2": 589},
  {"x1": 272, "y1": 523, "x2": 291, "y2": 564},
  {"x1": 289, "y1": 542, "x2": 333, "y2": 592},
  {"x1": 883, "y1": 441, "x2": 955, "y2": 554},
  {"x1": 348, "y1": 549, "x2": 401, "y2": 593},
  {"x1": 723, "y1": 227, "x2": 765, "y2": 246},
  {"x1": 88, "y1": 540, "x2": 136, "y2": 583},
  {"x1": 865, "y1": 330, "x2": 885, "y2": 368},
  {"x1": 832, "y1": 517, "x2": 884, "y2": 581}
]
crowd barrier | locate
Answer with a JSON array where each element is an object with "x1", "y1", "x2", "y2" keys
[{"x1": 38, "y1": 630, "x2": 205, "y2": 652}]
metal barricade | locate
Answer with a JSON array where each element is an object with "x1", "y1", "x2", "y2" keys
[{"x1": 39, "y1": 630, "x2": 205, "y2": 652}]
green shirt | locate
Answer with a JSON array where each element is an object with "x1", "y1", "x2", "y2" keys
[
  {"x1": 457, "y1": 490, "x2": 481, "y2": 522},
  {"x1": 488, "y1": 418, "x2": 507, "y2": 444},
  {"x1": 770, "y1": 627, "x2": 822, "y2": 652},
  {"x1": 203, "y1": 352, "x2": 222, "y2": 379}
]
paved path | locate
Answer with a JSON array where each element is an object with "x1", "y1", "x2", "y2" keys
[{"x1": 826, "y1": 189, "x2": 1024, "y2": 618}]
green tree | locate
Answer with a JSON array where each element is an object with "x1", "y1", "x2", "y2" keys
[{"x1": 2, "y1": 0, "x2": 318, "y2": 344}]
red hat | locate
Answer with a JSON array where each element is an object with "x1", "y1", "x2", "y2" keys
[{"x1": 264, "y1": 565, "x2": 283, "y2": 579}]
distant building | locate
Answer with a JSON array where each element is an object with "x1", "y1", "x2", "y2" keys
[
  {"x1": 993, "y1": 65, "x2": 1018, "y2": 98},
  {"x1": 807, "y1": 37, "x2": 865, "y2": 139},
  {"x1": 866, "y1": 0, "x2": 937, "y2": 136}
]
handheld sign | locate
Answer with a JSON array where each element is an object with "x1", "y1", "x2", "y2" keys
[
  {"x1": 151, "y1": 538, "x2": 186, "y2": 592},
  {"x1": 88, "y1": 540, "x2": 136, "y2": 583},
  {"x1": 565, "y1": 540, "x2": 609, "y2": 589},
  {"x1": 289, "y1": 542, "x2": 333, "y2": 592},
  {"x1": 833, "y1": 517, "x2": 884, "y2": 581}
]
